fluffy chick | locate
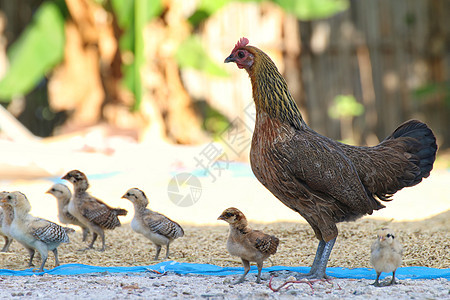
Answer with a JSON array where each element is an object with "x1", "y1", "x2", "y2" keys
[
  {"x1": 62, "y1": 170, "x2": 127, "y2": 251},
  {"x1": 218, "y1": 207, "x2": 279, "y2": 284},
  {"x1": 0, "y1": 191, "x2": 14, "y2": 252},
  {"x1": 122, "y1": 188, "x2": 184, "y2": 260},
  {"x1": 370, "y1": 228, "x2": 403, "y2": 287},
  {"x1": 1, "y1": 191, "x2": 74, "y2": 272},
  {"x1": 46, "y1": 183, "x2": 90, "y2": 241}
]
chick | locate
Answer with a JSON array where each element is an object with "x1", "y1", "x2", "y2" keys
[
  {"x1": 122, "y1": 188, "x2": 184, "y2": 260},
  {"x1": 46, "y1": 183, "x2": 90, "y2": 241},
  {"x1": 0, "y1": 191, "x2": 14, "y2": 252},
  {"x1": 1, "y1": 191, "x2": 74, "y2": 272},
  {"x1": 370, "y1": 228, "x2": 403, "y2": 287},
  {"x1": 218, "y1": 207, "x2": 279, "y2": 284},
  {"x1": 62, "y1": 170, "x2": 127, "y2": 251}
]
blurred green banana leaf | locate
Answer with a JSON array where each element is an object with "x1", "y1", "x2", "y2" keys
[
  {"x1": 111, "y1": 0, "x2": 162, "y2": 110},
  {"x1": 0, "y1": 2, "x2": 65, "y2": 101},
  {"x1": 176, "y1": 36, "x2": 229, "y2": 78},
  {"x1": 273, "y1": 0, "x2": 348, "y2": 19}
]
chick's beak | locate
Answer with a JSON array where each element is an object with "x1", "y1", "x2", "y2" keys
[
  {"x1": 217, "y1": 214, "x2": 225, "y2": 220},
  {"x1": 121, "y1": 194, "x2": 127, "y2": 199},
  {"x1": 224, "y1": 54, "x2": 235, "y2": 63}
]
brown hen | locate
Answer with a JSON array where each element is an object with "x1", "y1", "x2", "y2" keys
[{"x1": 224, "y1": 38, "x2": 437, "y2": 279}]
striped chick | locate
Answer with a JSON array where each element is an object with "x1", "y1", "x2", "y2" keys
[
  {"x1": 62, "y1": 170, "x2": 127, "y2": 251},
  {"x1": 122, "y1": 188, "x2": 184, "y2": 260},
  {"x1": 0, "y1": 191, "x2": 14, "y2": 252},
  {"x1": 46, "y1": 183, "x2": 90, "y2": 241},
  {"x1": 1, "y1": 191, "x2": 74, "y2": 272}
]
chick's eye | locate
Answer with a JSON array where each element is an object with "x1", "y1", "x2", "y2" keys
[
  {"x1": 237, "y1": 51, "x2": 245, "y2": 58},
  {"x1": 225, "y1": 212, "x2": 233, "y2": 218}
]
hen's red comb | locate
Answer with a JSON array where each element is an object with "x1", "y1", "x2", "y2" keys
[{"x1": 232, "y1": 37, "x2": 249, "y2": 52}]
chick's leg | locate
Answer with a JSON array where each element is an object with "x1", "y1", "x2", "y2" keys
[
  {"x1": 371, "y1": 272, "x2": 382, "y2": 287},
  {"x1": 37, "y1": 255, "x2": 48, "y2": 273},
  {"x1": 256, "y1": 261, "x2": 264, "y2": 284},
  {"x1": 1, "y1": 236, "x2": 11, "y2": 252},
  {"x1": 154, "y1": 245, "x2": 162, "y2": 260},
  {"x1": 388, "y1": 270, "x2": 397, "y2": 285},
  {"x1": 99, "y1": 230, "x2": 106, "y2": 252},
  {"x1": 81, "y1": 227, "x2": 89, "y2": 242},
  {"x1": 164, "y1": 244, "x2": 170, "y2": 259},
  {"x1": 234, "y1": 259, "x2": 250, "y2": 284},
  {"x1": 27, "y1": 248, "x2": 36, "y2": 267},
  {"x1": 87, "y1": 232, "x2": 98, "y2": 249},
  {"x1": 53, "y1": 248, "x2": 60, "y2": 267}
]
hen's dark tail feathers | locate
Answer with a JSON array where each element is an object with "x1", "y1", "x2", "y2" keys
[{"x1": 385, "y1": 119, "x2": 437, "y2": 185}]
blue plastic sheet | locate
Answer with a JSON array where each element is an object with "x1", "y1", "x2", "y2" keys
[{"x1": 0, "y1": 261, "x2": 448, "y2": 279}]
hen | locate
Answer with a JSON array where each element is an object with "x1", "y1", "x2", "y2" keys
[
  {"x1": 62, "y1": 170, "x2": 127, "y2": 251},
  {"x1": 218, "y1": 207, "x2": 279, "y2": 284},
  {"x1": 224, "y1": 38, "x2": 437, "y2": 279}
]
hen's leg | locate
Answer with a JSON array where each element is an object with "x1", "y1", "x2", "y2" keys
[
  {"x1": 296, "y1": 238, "x2": 336, "y2": 279},
  {"x1": 309, "y1": 240, "x2": 326, "y2": 274}
]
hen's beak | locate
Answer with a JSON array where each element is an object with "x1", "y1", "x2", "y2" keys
[
  {"x1": 61, "y1": 174, "x2": 68, "y2": 180},
  {"x1": 224, "y1": 54, "x2": 235, "y2": 63}
]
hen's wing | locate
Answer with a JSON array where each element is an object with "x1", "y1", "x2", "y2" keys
[
  {"x1": 247, "y1": 230, "x2": 279, "y2": 255},
  {"x1": 142, "y1": 211, "x2": 184, "y2": 239},
  {"x1": 275, "y1": 128, "x2": 382, "y2": 215},
  {"x1": 31, "y1": 218, "x2": 70, "y2": 243}
]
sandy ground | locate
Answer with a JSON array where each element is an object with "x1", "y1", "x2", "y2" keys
[
  {"x1": 0, "y1": 137, "x2": 449, "y2": 299},
  {"x1": 0, "y1": 273, "x2": 449, "y2": 299}
]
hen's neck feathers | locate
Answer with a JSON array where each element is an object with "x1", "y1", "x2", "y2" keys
[{"x1": 246, "y1": 46, "x2": 305, "y2": 130}]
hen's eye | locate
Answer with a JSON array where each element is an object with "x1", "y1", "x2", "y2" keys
[
  {"x1": 237, "y1": 51, "x2": 245, "y2": 58},
  {"x1": 386, "y1": 233, "x2": 394, "y2": 239}
]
